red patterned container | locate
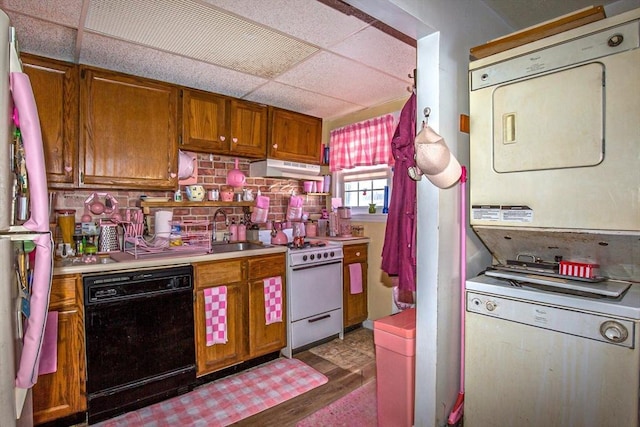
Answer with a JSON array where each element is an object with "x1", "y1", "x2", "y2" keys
[{"x1": 559, "y1": 261, "x2": 599, "y2": 279}]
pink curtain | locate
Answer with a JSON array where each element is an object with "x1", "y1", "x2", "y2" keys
[{"x1": 329, "y1": 114, "x2": 395, "y2": 172}]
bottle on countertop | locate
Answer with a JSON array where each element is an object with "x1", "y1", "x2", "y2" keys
[
  {"x1": 229, "y1": 219, "x2": 238, "y2": 242},
  {"x1": 237, "y1": 219, "x2": 246, "y2": 241}
]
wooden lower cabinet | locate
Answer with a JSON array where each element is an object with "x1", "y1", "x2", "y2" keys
[
  {"x1": 343, "y1": 243, "x2": 369, "y2": 328},
  {"x1": 193, "y1": 253, "x2": 286, "y2": 377},
  {"x1": 247, "y1": 255, "x2": 287, "y2": 357},
  {"x1": 32, "y1": 274, "x2": 86, "y2": 425}
]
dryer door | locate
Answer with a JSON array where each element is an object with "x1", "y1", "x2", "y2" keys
[{"x1": 492, "y1": 62, "x2": 604, "y2": 173}]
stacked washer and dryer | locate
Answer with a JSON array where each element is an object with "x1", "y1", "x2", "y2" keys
[{"x1": 465, "y1": 8, "x2": 640, "y2": 427}]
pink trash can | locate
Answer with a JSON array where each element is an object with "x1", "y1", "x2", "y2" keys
[{"x1": 374, "y1": 308, "x2": 416, "y2": 427}]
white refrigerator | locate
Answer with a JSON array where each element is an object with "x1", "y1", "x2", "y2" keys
[{"x1": 0, "y1": 9, "x2": 54, "y2": 427}]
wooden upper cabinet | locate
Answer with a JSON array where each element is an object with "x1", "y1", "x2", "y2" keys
[
  {"x1": 268, "y1": 107, "x2": 322, "y2": 165},
  {"x1": 181, "y1": 88, "x2": 228, "y2": 153},
  {"x1": 22, "y1": 54, "x2": 78, "y2": 188},
  {"x1": 181, "y1": 88, "x2": 267, "y2": 158},
  {"x1": 229, "y1": 99, "x2": 267, "y2": 158},
  {"x1": 79, "y1": 66, "x2": 178, "y2": 190}
]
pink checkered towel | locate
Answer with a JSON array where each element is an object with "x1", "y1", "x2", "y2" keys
[
  {"x1": 263, "y1": 276, "x2": 283, "y2": 325},
  {"x1": 203, "y1": 286, "x2": 227, "y2": 346}
]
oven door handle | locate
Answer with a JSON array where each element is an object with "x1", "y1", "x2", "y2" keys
[{"x1": 291, "y1": 260, "x2": 342, "y2": 272}]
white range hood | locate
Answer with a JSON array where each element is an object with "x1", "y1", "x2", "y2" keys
[{"x1": 249, "y1": 159, "x2": 322, "y2": 180}]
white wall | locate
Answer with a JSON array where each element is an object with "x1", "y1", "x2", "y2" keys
[{"x1": 346, "y1": 1, "x2": 639, "y2": 425}]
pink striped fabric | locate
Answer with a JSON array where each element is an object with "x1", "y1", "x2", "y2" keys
[
  {"x1": 329, "y1": 114, "x2": 395, "y2": 172},
  {"x1": 204, "y1": 286, "x2": 227, "y2": 345},
  {"x1": 263, "y1": 277, "x2": 283, "y2": 325}
]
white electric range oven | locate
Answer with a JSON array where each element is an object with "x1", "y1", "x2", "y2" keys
[{"x1": 281, "y1": 240, "x2": 344, "y2": 358}]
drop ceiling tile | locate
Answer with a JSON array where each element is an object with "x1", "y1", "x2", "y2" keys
[
  {"x1": 202, "y1": 0, "x2": 369, "y2": 48},
  {"x1": 330, "y1": 27, "x2": 416, "y2": 79},
  {"x1": 85, "y1": 0, "x2": 318, "y2": 79},
  {"x1": 276, "y1": 51, "x2": 410, "y2": 107},
  {"x1": 245, "y1": 81, "x2": 364, "y2": 119},
  {"x1": 80, "y1": 33, "x2": 268, "y2": 98},
  {"x1": 2, "y1": 0, "x2": 84, "y2": 27},
  {"x1": 6, "y1": 12, "x2": 77, "y2": 61}
]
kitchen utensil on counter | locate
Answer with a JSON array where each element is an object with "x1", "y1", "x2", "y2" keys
[
  {"x1": 185, "y1": 185, "x2": 205, "y2": 201},
  {"x1": 98, "y1": 219, "x2": 121, "y2": 253},
  {"x1": 226, "y1": 158, "x2": 246, "y2": 188},
  {"x1": 337, "y1": 207, "x2": 352, "y2": 237},
  {"x1": 306, "y1": 221, "x2": 317, "y2": 237},
  {"x1": 271, "y1": 223, "x2": 288, "y2": 245},
  {"x1": 56, "y1": 209, "x2": 76, "y2": 244},
  {"x1": 154, "y1": 210, "x2": 173, "y2": 238}
]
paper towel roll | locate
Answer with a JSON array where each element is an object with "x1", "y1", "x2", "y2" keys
[{"x1": 155, "y1": 210, "x2": 173, "y2": 238}]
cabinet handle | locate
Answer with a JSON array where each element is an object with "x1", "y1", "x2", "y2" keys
[
  {"x1": 64, "y1": 166, "x2": 72, "y2": 172},
  {"x1": 220, "y1": 136, "x2": 226, "y2": 141},
  {"x1": 272, "y1": 143, "x2": 278, "y2": 150},
  {"x1": 232, "y1": 137, "x2": 238, "y2": 143},
  {"x1": 170, "y1": 172, "x2": 177, "y2": 178},
  {"x1": 355, "y1": 252, "x2": 360, "y2": 256}
]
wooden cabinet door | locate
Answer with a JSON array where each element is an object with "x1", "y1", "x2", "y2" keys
[
  {"x1": 229, "y1": 99, "x2": 267, "y2": 158},
  {"x1": 268, "y1": 108, "x2": 322, "y2": 164},
  {"x1": 32, "y1": 275, "x2": 86, "y2": 424},
  {"x1": 193, "y1": 259, "x2": 247, "y2": 376},
  {"x1": 181, "y1": 88, "x2": 229, "y2": 153},
  {"x1": 343, "y1": 244, "x2": 369, "y2": 328},
  {"x1": 247, "y1": 254, "x2": 286, "y2": 357},
  {"x1": 79, "y1": 66, "x2": 178, "y2": 189},
  {"x1": 22, "y1": 54, "x2": 78, "y2": 187},
  {"x1": 194, "y1": 283, "x2": 246, "y2": 376}
]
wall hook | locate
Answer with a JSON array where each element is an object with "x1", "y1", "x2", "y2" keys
[{"x1": 424, "y1": 107, "x2": 431, "y2": 124}]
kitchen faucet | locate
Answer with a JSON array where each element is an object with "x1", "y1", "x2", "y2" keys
[{"x1": 212, "y1": 208, "x2": 229, "y2": 243}]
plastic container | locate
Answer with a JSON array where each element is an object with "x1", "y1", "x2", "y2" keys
[
  {"x1": 229, "y1": 220, "x2": 238, "y2": 242},
  {"x1": 374, "y1": 308, "x2": 416, "y2": 427},
  {"x1": 237, "y1": 220, "x2": 246, "y2": 241}
]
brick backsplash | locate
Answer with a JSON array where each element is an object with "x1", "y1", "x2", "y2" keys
[{"x1": 50, "y1": 154, "x2": 327, "y2": 238}]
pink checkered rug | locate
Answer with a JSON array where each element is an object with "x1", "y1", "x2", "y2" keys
[{"x1": 96, "y1": 358, "x2": 328, "y2": 427}]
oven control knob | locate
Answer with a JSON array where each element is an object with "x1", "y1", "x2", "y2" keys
[
  {"x1": 485, "y1": 301, "x2": 497, "y2": 311},
  {"x1": 303, "y1": 255, "x2": 308, "y2": 261},
  {"x1": 310, "y1": 254, "x2": 315, "y2": 260},
  {"x1": 324, "y1": 252, "x2": 328, "y2": 258},
  {"x1": 330, "y1": 251, "x2": 335, "y2": 257},
  {"x1": 600, "y1": 321, "x2": 628, "y2": 343}
]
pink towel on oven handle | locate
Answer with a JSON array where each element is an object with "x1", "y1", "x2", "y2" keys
[
  {"x1": 203, "y1": 286, "x2": 228, "y2": 346},
  {"x1": 263, "y1": 276, "x2": 283, "y2": 325},
  {"x1": 349, "y1": 263, "x2": 363, "y2": 294}
]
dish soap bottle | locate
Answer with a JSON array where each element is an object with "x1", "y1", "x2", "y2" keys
[
  {"x1": 229, "y1": 219, "x2": 237, "y2": 242},
  {"x1": 237, "y1": 219, "x2": 246, "y2": 241}
]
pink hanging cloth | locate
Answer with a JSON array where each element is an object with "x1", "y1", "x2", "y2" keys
[{"x1": 204, "y1": 286, "x2": 228, "y2": 345}]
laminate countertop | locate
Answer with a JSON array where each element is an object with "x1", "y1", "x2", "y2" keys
[{"x1": 53, "y1": 244, "x2": 287, "y2": 276}]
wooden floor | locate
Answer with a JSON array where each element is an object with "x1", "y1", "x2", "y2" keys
[{"x1": 232, "y1": 347, "x2": 377, "y2": 426}]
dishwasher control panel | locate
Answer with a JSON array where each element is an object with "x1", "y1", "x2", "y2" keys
[{"x1": 467, "y1": 291, "x2": 635, "y2": 348}]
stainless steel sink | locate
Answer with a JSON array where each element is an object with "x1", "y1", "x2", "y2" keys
[{"x1": 209, "y1": 242, "x2": 268, "y2": 254}]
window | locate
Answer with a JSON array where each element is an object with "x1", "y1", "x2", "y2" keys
[{"x1": 337, "y1": 165, "x2": 391, "y2": 215}]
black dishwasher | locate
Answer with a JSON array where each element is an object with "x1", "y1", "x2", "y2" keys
[{"x1": 84, "y1": 265, "x2": 196, "y2": 424}]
